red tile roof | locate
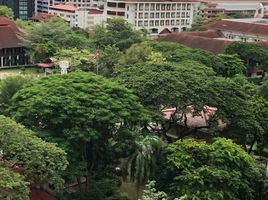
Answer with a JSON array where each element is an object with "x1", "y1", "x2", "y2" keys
[
  {"x1": 0, "y1": 16, "x2": 22, "y2": 34},
  {"x1": 29, "y1": 188, "x2": 56, "y2": 200},
  {"x1": 158, "y1": 31, "x2": 231, "y2": 53},
  {"x1": 31, "y1": 13, "x2": 56, "y2": 22},
  {"x1": 49, "y1": 4, "x2": 79, "y2": 12},
  {"x1": 88, "y1": 8, "x2": 103, "y2": 14},
  {"x1": 206, "y1": 20, "x2": 268, "y2": 37},
  {"x1": 159, "y1": 28, "x2": 172, "y2": 35},
  {"x1": 0, "y1": 26, "x2": 23, "y2": 49}
]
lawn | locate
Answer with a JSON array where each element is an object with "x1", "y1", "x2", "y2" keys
[{"x1": 0, "y1": 66, "x2": 39, "y2": 75}]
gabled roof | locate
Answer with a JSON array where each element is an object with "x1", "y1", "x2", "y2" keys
[
  {"x1": 158, "y1": 32, "x2": 231, "y2": 53},
  {"x1": 31, "y1": 13, "x2": 56, "y2": 22},
  {"x1": 0, "y1": 16, "x2": 22, "y2": 34},
  {"x1": 0, "y1": 26, "x2": 23, "y2": 49},
  {"x1": 206, "y1": 19, "x2": 268, "y2": 37},
  {"x1": 30, "y1": 188, "x2": 56, "y2": 200},
  {"x1": 159, "y1": 28, "x2": 171, "y2": 35},
  {"x1": 49, "y1": 4, "x2": 79, "y2": 12},
  {"x1": 88, "y1": 8, "x2": 104, "y2": 14}
]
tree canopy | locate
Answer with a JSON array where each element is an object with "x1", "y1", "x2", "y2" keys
[
  {"x1": 155, "y1": 138, "x2": 260, "y2": 200},
  {"x1": 0, "y1": 6, "x2": 14, "y2": 19},
  {"x1": 9, "y1": 72, "x2": 149, "y2": 189},
  {"x1": 0, "y1": 115, "x2": 68, "y2": 188}
]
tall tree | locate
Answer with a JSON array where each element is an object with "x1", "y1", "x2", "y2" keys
[
  {"x1": 0, "y1": 6, "x2": 14, "y2": 19},
  {"x1": 155, "y1": 138, "x2": 261, "y2": 200},
  {"x1": 0, "y1": 115, "x2": 68, "y2": 188},
  {"x1": 9, "y1": 72, "x2": 149, "y2": 191}
]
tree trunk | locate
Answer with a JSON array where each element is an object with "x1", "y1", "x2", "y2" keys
[{"x1": 248, "y1": 137, "x2": 256, "y2": 154}]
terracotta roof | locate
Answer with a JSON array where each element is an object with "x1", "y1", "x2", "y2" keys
[
  {"x1": 88, "y1": 8, "x2": 103, "y2": 14},
  {"x1": 180, "y1": 30, "x2": 225, "y2": 38},
  {"x1": 0, "y1": 16, "x2": 22, "y2": 34},
  {"x1": 206, "y1": 20, "x2": 268, "y2": 37},
  {"x1": 31, "y1": 13, "x2": 56, "y2": 22},
  {"x1": 158, "y1": 32, "x2": 231, "y2": 53},
  {"x1": 49, "y1": 4, "x2": 79, "y2": 12},
  {"x1": 29, "y1": 188, "x2": 56, "y2": 200},
  {"x1": 162, "y1": 106, "x2": 225, "y2": 129},
  {"x1": 159, "y1": 28, "x2": 171, "y2": 35},
  {"x1": 0, "y1": 26, "x2": 23, "y2": 49}
]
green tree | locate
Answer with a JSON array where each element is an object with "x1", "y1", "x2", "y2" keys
[
  {"x1": 189, "y1": 16, "x2": 204, "y2": 31},
  {"x1": 155, "y1": 138, "x2": 260, "y2": 200},
  {"x1": 139, "y1": 181, "x2": 168, "y2": 200},
  {"x1": 24, "y1": 17, "x2": 91, "y2": 62},
  {"x1": 0, "y1": 6, "x2": 14, "y2": 19},
  {"x1": 259, "y1": 78, "x2": 268, "y2": 99},
  {"x1": 217, "y1": 54, "x2": 246, "y2": 77},
  {"x1": 0, "y1": 115, "x2": 68, "y2": 188},
  {"x1": 90, "y1": 18, "x2": 144, "y2": 51},
  {"x1": 225, "y1": 41, "x2": 268, "y2": 70},
  {"x1": 0, "y1": 76, "x2": 33, "y2": 115},
  {"x1": 123, "y1": 135, "x2": 162, "y2": 196},
  {"x1": 9, "y1": 72, "x2": 149, "y2": 191},
  {"x1": 98, "y1": 45, "x2": 122, "y2": 76},
  {"x1": 53, "y1": 48, "x2": 94, "y2": 72},
  {"x1": 0, "y1": 166, "x2": 29, "y2": 200}
]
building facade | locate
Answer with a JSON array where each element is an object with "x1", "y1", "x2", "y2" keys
[
  {"x1": 104, "y1": 0, "x2": 199, "y2": 35},
  {"x1": 36, "y1": 0, "x2": 64, "y2": 13},
  {"x1": 48, "y1": 4, "x2": 104, "y2": 28},
  {"x1": 64, "y1": 0, "x2": 104, "y2": 8},
  {"x1": 0, "y1": 17, "x2": 29, "y2": 68},
  {"x1": 0, "y1": 0, "x2": 35, "y2": 19}
]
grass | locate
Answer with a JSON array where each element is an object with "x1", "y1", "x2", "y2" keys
[{"x1": 0, "y1": 66, "x2": 39, "y2": 75}]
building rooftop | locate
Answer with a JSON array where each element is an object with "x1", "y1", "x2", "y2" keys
[
  {"x1": 49, "y1": 4, "x2": 80, "y2": 12},
  {"x1": 108, "y1": 0, "x2": 199, "y2": 2},
  {"x1": 158, "y1": 31, "x2": 231, "y2": 53},
  {"x1": 31, "y1": 13, "x2": 56, "y2": 22},
  {"x1": 0, "y1": 16, "x2": 22, "y2": 34},
  {"x1": 206, "y1": 19, "x2": 268, "y2": 37},
  {"x1": 88, "y1": 8, "x2": 104, "y2": 14}
]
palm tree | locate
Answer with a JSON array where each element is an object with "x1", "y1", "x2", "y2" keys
[{"x1": 123, "y1": 135, "x2": 162, "y2": 197}]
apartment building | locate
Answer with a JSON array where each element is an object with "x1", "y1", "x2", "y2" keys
[
  {"x1": 104, "y1": 0, "x2": 199, "y2": 35},
  {"x1": 48, "y1": 4, "x2": 104, "y2": 28},
  {"x1": 36, "y1": 0, "x2": 64, "y2": 13},
  {"x1": 64, "y1": 0, "x2": 104, "y2": 8},
  {"x1": 0, "y1": 0, "x2": 35, "y2": 19}
]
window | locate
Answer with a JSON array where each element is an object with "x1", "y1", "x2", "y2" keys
[
  {"x1": 155, "y1": 20, "x2": 159, "y2": 26},
  {"x1": 118, "y1": 3, "x2": 125, "y2": 8},
  {"x1": 150, "y1": 4, "x2": 155, "y2": 10},
  {"x1": 145, "y1": 13, "x2": 148, "y2": 18},
  {"x1": 166, "y1": 13, "x2": 170, "y2": 18},
  {"x1": 161, "y1": 4, "x2": 165, "y2": 10},
  {"x1": 139, "y1": 4, "x2": 144, "y2": 10},
  {"x1": 138, "y1": 21, "x2": 142, "y2": 26},
  {"x1": 150, "y1": 13, "x2": 154, "y2": 18},
  {"x1": 139, "y1": 13, "x2": 143, "y2": 18},
  {"x1": 156, "y1": 13, "x2": 160, "y2": 18},
  {"x1": 166, "y1": 20, "x2": 170, "y2": 25},
  {"x1": 144, "y1": 20, "x2": 148, "y2": 26},
  {"x1": 171, "y1": 12, "x2": 175, "y2": 18},
  {"x1": 167, "y1": 4, "x2": 171, "y2": 10},
  {"x1": 107, "y1": 2, "x2": 116, "y2": 7},
  {"x1": 150, "y1": 20, "x2": 154, "y2": 26},
  {"x1": 172, "y1": 4, "x2": 176, "y2": 10},
  {"x1": 176, "y1": 20, "x2": 180, "y2": 25},
  {"x1": 145, "y1": 3, "x2": 149, "y2": 11},
  {"x1": 171, "y1": 20, "x2": 175, "y2": 25},
  {"x1": 156, "y1": 4, "x2": 160, "y2": 10},
  {"x1": 160, "y1": 20, "x2": 164, "y2": 25},
  {"x1": 161, "y1": 12, "x2": 165, "y2": 18}
]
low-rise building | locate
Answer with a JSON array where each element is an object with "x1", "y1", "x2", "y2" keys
[
  {"x1": 0, "y1": 17, "x2": 29, "y2": 68},
  {"x1": 48, "y1": 4, "x2": 104, "y2": 29},
  {"x1": 104, "y1": 0, "x2": 199, "y2": 35},
  {"x1": 206, "y1": 19, "x2": 268, "y2": 42},
  {"x1": 36, "y1": 0, "x2": 64, "y2": 13}
]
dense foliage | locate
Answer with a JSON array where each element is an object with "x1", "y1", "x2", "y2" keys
[{"x1": 155, "y1": 138, "x2": 261, "y2": 200}]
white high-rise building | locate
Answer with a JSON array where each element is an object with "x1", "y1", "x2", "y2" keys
[
  {"x1": 64, "y1": 0, "x2": 104, "y2": 8},
  {"x1": 104, "y1": 0, "x2": 199, "y2": 35}
]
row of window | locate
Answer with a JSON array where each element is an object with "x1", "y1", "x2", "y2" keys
[
  {"x1": 137, "y1": 3, "x2": 192, "y2": 11},
  {"x1": 136, "y1": 12, "x2": 191, "y2": 19},
  {"x1": 136, "y1": 19, "x2": 190, "y2": 27}
]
